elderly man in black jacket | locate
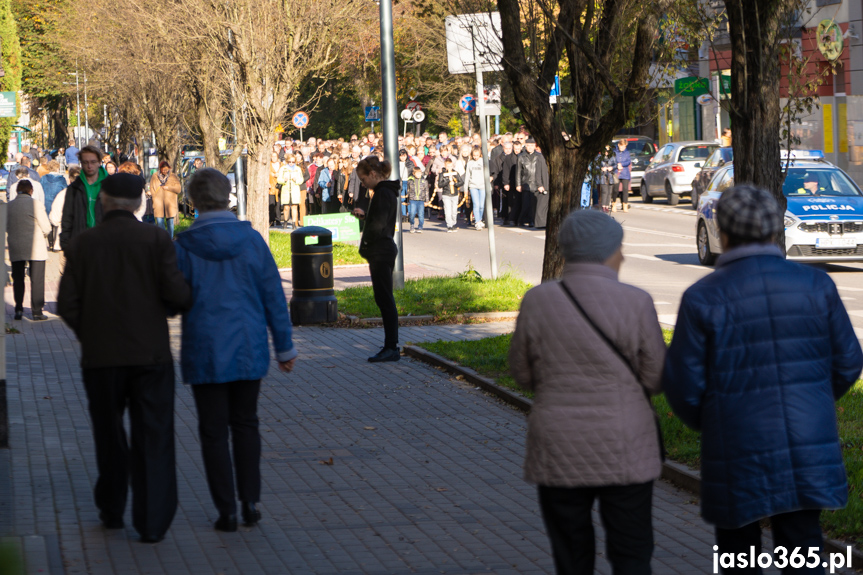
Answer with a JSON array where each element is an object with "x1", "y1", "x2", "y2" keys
[
  {"x1": 58, "y1": 173, "x2": 192, "y2": 543},
  {"x1": 516, "y1": 138, "x2": 550, "y2": 228}
]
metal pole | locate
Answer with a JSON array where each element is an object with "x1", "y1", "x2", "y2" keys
[
  {"x1": 380, "y1": 0, "x2": 404, "y2": 289},
  {"x1": 103, "y1": 105, "x2": 108, "y2": 152},
  {"x1": 74, "y1": 67, "x2": 81, "y2": 149},
  {"x1": 473, "y1": 28, "x2": 498, "y2": 279},
  {"x1": 495, "y1": 115, "x2": 499, "y2": 135},
  {"x1": 83, "y1": 70, "x2": 90, "y2": 146}
]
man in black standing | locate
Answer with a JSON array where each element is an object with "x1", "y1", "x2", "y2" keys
[
  {"x1": 491, "y1": 139, "x2": 513, "y2": 223},
  {"x1": 515, "y1": 137, "x2": 550, "y2": 228},
  {"x1": 58, "y1": 173, "x2": 191, "y2": 543},
  {"x1": 501, "y1": 140, "x2": 523, "y2": 226}
]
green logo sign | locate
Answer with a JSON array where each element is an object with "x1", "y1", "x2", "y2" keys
[
  {"x1": 0, "y1": 92, "x2": 17, "y2": 118},
  {"x1": 674, "y1": 77, "x2": 709, "y2": 98},
  {"x1": 303, "y1": 212, "x2": 361, "y2": 242}
]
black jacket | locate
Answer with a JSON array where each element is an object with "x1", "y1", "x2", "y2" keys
[
  {"x1": 436, "y1": 170, "x2": 464, "y2": 196},
  {"x1": 516, "y1": 151, "x2": 550, "y2": 191},
  {"x1": 491, "y1": 150, "x2": 511, "y2": 188},
  {"x1": 57, "y1": 210, "x2": 192, "y2": 368},
  {"x1": 500, "y1": 151, "x2": 520, "y2": 189},
  {"x1": 60, "y1": 176, "x2": 103, "y2": 252},
  {"x1": 358, "y1": 179, "x2": 398, "y2": 261}
]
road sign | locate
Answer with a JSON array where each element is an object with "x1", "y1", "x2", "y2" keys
[
  {"x1": 459, "y1": 94, "x2": 477, "y2": 113},
  {"x1": 406, "y1": 100, "x2": 422, "y2": 113},
  {"x1": 364, "y1": 106, "x2": 381, "y2": 122},
  {"x1": 275, "y1": 123, "x2": 283, "y2": 134},
  {"x1": 292, "y1": 111, "x2": 309, "y2": 129},
  {"x1": 412, "y1": 110, "x2": 425, "y2": 123},
  {"x1": 400, "y1": 109, "x2": 413, "y2": 122},
  {"x1": 0, "y1": 92, "x2": 16, "y2": 118},
  {"x1": 408, "y1": 88, "x2": 418, "y2": 100}
]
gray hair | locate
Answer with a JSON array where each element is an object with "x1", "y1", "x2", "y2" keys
[
  {"x1": 187, "y1": 167, "x2": 230, "y2": 212},
  {"x1": 100, "y1": 193, "x2": 142, "y2": 213}
]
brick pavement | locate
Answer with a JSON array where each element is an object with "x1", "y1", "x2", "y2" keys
[{"x1": 1, "y1": 260, "x2": 854, "y2": 574}]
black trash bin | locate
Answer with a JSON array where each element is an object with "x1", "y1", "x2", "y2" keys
[{"x1": 290, "y1": 227, "x2": 338, "y2": 325}]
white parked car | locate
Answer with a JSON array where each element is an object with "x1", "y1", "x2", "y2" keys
[
  {"x1": 695, "y1": 150, "x2": 863, "y2": 265},
  {"x1": 640, "y1": 141, "x2": 719, "y2": 205}
]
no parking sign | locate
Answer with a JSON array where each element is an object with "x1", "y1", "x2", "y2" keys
[
  {"x1": 459, "y1": 94, "x2": 477, "y2": 113},
  {"x1": 292, "y1": 111, "x2": 309, "y2": 129}
]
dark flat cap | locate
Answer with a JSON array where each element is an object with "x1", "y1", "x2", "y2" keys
[
  {"x1": 525, "y1": 137, "x2": 536, "y2": 144},
  {"x1": 101, "y1": 173, "x2": 145, "y2": 199},
  {"x1": 716, "y1": 184, "x2": 783, "y2": 242}
]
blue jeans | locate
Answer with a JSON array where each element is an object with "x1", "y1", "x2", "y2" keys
[
  {"x1": 155, "y1": 217, "x2": 174, "y2": 238},
  {"x1": 400, "y1": 181, "x2": 408, "y2": 217},
  {"x1": 469, "y1": 188, "x2": 485, "y2": 223},
  {"x1": 408, "y1": 200, "x2": 425, "y2": 229}
]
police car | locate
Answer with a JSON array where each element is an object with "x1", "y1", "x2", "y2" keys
[{"x1": 695, "y1": 150, "x2": 863, "y2": 265}]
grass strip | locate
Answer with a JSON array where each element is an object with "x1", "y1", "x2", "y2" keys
[
  {"x1": 417, "y1": 329, "x2": 863, "y2": 546},
  {"x1": 337, "y1": 271, "x2": 533, "y2": 320},
  {"x1": 174, "y1": 216, "x2": 362, "y2": 268}
]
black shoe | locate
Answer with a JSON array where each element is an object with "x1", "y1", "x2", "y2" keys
[
  {"x1": 215, "y1": 514, "x2": 238, "y2": 532},
  {"x1": 368, "y1": 347, "x2": 400, "y2": 363},
  {"x1": 32, "y1": 314, "x2": 48, "y2": 321},
  {"x1": 99, "y1": 511, "x2": 124, "y2": 529},
  {"x1": 13, "y1": 310, "x2": 22, "y2": 320},
  {"x1": 139, "y1": 533, "x2": 164, "y2": 543},
  {"x1": 241, "y1": 502, "x2": 261, "y2": 526}
]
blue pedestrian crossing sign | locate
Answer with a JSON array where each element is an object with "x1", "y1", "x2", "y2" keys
[
  {"x1": 292, "y1": 111, "x2": 309, "y2": 129},
  {"x1": 364, "y1": 106, "x2": 381, "y2": 122},
  {"x1": 459, "y1": 94, "x2": 477, "y2": 113}
]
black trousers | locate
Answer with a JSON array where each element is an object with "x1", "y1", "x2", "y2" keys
[
  {"x1": 518, "y1": 189, "x2": 535, "y2": 226},
  {"x1": 11, "y1": 260, "x2": 45, "y2": 315},
  {"x1": 715, "y1": 510, "x2": 824, "y2": 574},
  {"x1": 192, "y1": 380, "x2": 261, "y2": 516},
  {"x1": 83, "y1": 363, "x2": 177, "y2": 539},
  {"x1": 368, "y1": 256, "x2": 398, "y2": 349},
  {"x1": 506, "y1": 188, "x2": 521, "y2": 224},
  {"x1": 269, "y1": 195, "x2": 279, "y2": 224},
  {"x1": 539, "y1": 482, "x2": 654, "y2": 575},
  {"x1": 617, "y1": 179, "x2": 631, "y2": 204},
  {"x1": 534, "y1": 191, "x2": 549, "y2": 228}
]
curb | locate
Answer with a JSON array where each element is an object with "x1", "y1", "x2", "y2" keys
[
  {"x1": 351, "y1": 312, "x2": 519, "y2": 326},
  {"x1": 403, "y1": 344, "x2": 863, "y2": 568}
]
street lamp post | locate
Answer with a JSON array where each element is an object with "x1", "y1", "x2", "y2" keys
[
  {"x1": 68, "y1": 68, "x2": 81, "y2": 149},
  {"x1": 378, "y1": 0, "x2": 404, "y2": 289}
]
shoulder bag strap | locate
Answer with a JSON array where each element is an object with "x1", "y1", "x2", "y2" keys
[{"x1": 558, "y1": 280, "x2": 666, "y2": 461}]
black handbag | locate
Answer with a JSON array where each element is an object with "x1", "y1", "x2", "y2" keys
[{"x1": 558, "y1": 281, "x2": 666, "y2": 461}]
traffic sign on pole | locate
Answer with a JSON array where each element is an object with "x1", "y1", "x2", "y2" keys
[
  {"x1": 459, "y1": 94, "x2": 477, "y2": 113},
  {"x1": 408, "y1": 88, "x2": 418, "y2": 100},
  {"x1": 364, "y1": 106, "x2": 381, "y2": 122},
  {"x1": 406, "y1": 100, "x2": 422, "y2": 113},
  {"x1": 292, "y1": 111, "x2": 309, "y2": 129}
]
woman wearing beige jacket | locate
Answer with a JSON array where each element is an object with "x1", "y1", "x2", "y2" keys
[
  {"x1": 509, "y1": 209, "x2": 666, "y2": 575},
  {"x1": 149, "y1": 160, "x2": 181, "y2": 237},
  {"x1": 7, "y1": 180, "x2": 51, "y2": 320}
]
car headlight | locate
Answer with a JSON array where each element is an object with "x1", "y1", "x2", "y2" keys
[{"x1": 784, "y1": 211, "x2": 799, "y2": 228}]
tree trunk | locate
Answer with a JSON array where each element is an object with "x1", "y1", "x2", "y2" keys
[
  {"x1": 542, "y1": 147, "x2": 591, "y2": 280},
  {"x1": 245, "y1": 134, "x2": 277, "y2": 244},
  {"x1": 724, "y1": 0, "x2": 796, "y2": 248}
]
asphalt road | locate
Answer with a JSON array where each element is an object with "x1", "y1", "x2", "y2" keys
[{"x1": 399, "y1": 197, "x2": 863, "y2": 338}]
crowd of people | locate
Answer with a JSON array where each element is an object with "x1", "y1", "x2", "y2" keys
[{"x1": 261, "y1": 128, "x2": 551, "y2": 233}]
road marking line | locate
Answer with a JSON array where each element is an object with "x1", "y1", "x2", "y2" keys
[
  {"x1": 841, "y1": 297, "x2": 856, "y2": 301},
  {"x1": 848, "y1": 311, "x2": 863, "y2": 318},
  {"x1": 654, "y1": 301, "x2": 672, "y2": 305},
  {"x1": 627, "y1": 254, "x2": 661, "y2": 261},
  {"x1": 623, "y1": 226, "x2": 695, "y2": 240},
  {"x1": 623, "y1": 242, "x2": 697, "y2": 248},
  {"x1": 838, "y1": 286, "x2": 863, "y2": 292},
  {"x1": 657, "y1": 314, "x2": 678, "y2": 325},
  {"x1": 630, "y1": 204, "x2": 698, "y2": 217}
]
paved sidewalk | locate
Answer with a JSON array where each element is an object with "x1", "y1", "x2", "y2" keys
[{"x1": 2, "y1": 261, "x2": 852, "y2": 574}]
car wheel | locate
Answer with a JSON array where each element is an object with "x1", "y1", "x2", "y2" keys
[
  {"x1": 691, "y1": 186, "x2": 700, "y2": 210},
  {"x1": 641, "y1": 181, "x2": 653, "y2": 203},
  {"x1": 665, "y1": 181, "x2": 680, "y2": 206},
  {"x1": 697, "y1": 221, "x2": 716, "y2": 266}
]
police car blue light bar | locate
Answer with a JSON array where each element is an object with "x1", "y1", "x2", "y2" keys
[{"x1": 780, "y1": 149, "x2": 825, "y2": 160}]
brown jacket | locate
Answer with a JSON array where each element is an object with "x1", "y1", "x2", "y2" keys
[
  {"x1": 57, "y1": 210, "x2": 191, "y2": 368},
  {"x1": 149, "y1": 172, "x2": 181, "y2": 218},
  {"x1": 509, "y1": 262, "x2": 666, "y2": 488}
]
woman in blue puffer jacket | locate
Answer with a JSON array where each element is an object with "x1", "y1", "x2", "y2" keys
[{"x1": 174, "y1": 168, "x2": 298, "y2": 533}]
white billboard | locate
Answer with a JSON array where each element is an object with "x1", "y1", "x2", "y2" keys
[{"x1": 445, "y1": 13, "x2": 504, "y2": 75}]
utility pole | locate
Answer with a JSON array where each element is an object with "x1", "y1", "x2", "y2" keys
[
  {"x1": 72, "y1": 64, "x2": 81, "y2": 149},
  {"x1": 103, "y1": 105, "x2": 108, "y2": 152},
  {"x1": 379, "y1": 0, "x2": 403, "y2": 289},
  {"x1": 83, "y1": 70, "x2": 90, "y2": 146},
  {"x1": 471, "y1": 25, "x2": 498, "y2": 279}
]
